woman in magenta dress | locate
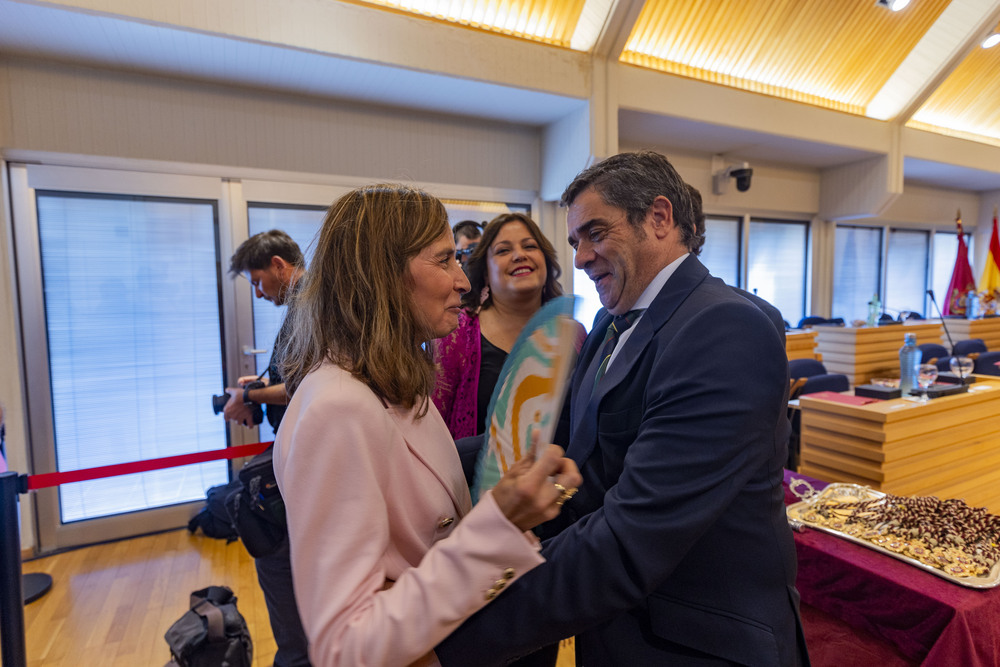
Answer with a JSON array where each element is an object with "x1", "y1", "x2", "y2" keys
[{"x1": 432, "y1": 212, "x2": 585, "y2": 441}]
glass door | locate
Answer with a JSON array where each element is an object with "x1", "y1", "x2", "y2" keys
[
  {"x1": 245, "y1": 204, "x2": 326, "y2": 443},
  {"x1": 12, "y1": 164, "x2": 234, "y2": 551}
]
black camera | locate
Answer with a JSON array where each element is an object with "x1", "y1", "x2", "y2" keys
[
  {"x1": 730, "y1": 166, "x2": 753, "y2": 192},
  {"x1": 212, "y1": 381, "x2": 264, "y2": 426}
]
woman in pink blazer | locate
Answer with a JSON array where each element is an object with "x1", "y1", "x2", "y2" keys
[{"x1": 273, "y1": 184, "x2": 581, "y2": 667}]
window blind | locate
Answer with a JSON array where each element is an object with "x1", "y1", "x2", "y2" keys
[
  {"x1": 747, "y1": 220, "x2": 808, "y2": 326},
  {"x1": 886, "y1": 229, "x2": 929, "y2": 317},
  {"x1": 833, "y1": 226, "x2": 882, "y2": 323},
  {"x1": 37, "y1": 192, "x2": 226, "y2": 523},
  {"x1": 701, "y1": 216, "x2": 741, "y2": 287}
]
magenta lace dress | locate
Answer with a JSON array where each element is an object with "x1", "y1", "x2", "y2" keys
[
  {"x1": 432, "y1": 310, "x2": 586, "y2": 441},
  {"x1": 431, "y1": 310, "x2": 482, "y2": 440}
]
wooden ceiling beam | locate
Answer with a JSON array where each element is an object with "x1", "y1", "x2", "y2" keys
[
  {"x1": 867, "y1": 0, "x2": 1000, "y2": 123},
  {"x1": 591, "y1": 0, "x2": 645, "y2": 60}
]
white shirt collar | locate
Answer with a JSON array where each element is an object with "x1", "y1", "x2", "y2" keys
[
  {"x1": 629, "y1": 252, "x2": 689, "y2": 313},
  {"x1": 606, "y1": 253, "x2": 689, "y2": 370}
]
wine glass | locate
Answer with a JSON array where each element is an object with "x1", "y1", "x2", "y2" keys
[
  {"x1": 917, "y1": 364, "x2": 938, "y2": 402},
  {"x1": 949, "y1": 355, "x2": 974, "y2": 380}
]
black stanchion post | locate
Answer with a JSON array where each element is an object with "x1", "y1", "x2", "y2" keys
[{"x1": 0, "y1": 471, "x2": 27, "y2": 667}]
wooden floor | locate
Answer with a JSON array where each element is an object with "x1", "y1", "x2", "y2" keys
[{"x1": 19, "y1": 529, "x2": 575, "y2": 666}]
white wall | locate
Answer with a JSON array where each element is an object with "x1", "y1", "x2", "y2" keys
[
  {"x1": 620, "y1": 146, "x2": 822, "y2": 219},
  {"x1": 0, "y1": 56, "x2": 542, "y2": 190}
]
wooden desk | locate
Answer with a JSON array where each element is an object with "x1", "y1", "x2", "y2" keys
[
  {"x1": 933, "y1": 317, "x2": 1000, "y2": 350},
  {"x1": 813, "y1": 323, "x2": 943, "y2": 386},
  {"x1": 786, "y1": 330, "x2": 819, "y2": 360},
  {"x1": 798, "y1": 377, "x2": 1000, "y2": 513}
]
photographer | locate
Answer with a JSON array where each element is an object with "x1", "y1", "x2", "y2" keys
[
  {"x1": 224, "y1": 230, "x2": 304, "y2": 430},
  {"x1": 452, "y1": 219, "x2": 482, "y2": 269},
  {"x1": 226, "y1": 229, "x2": 310, "y2": 667}
]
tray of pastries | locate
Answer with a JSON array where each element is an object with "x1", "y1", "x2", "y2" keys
[{"x1": 786, "y1": 479, "x2": 1000, "y2": 588}]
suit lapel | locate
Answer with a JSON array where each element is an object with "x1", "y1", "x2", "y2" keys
[
  {"x1": 572, "y1": 311, "x2": 611, "y2": 432},
  {"x1": 389, "y1": 404, "x2": 472, "y2": 515},
  {"x1": 568, "y1": 256, "x2": 710, "y2": 466}
]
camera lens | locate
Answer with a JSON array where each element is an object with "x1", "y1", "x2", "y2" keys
[{"x1": 211, "y1": 393, "x2": 229, "y2": 414}]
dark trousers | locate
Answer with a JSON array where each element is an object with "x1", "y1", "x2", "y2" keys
[{"x1": 255, "y1": 537, "x2": 312, "y2": 667}]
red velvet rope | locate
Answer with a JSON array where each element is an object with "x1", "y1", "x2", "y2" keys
[{"x1": 25, "y1": 441, "x2": 272, "y2": 490}]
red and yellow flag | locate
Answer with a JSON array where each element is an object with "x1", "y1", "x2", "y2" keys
[
  {"x1": 944, "y1": 210, "x2": 977, "y2": 316},
  {"x1": 979, "y1": 206, "x2": 1000, "y2": 315}
]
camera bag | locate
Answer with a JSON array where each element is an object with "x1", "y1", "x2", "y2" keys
[
  {"x1": 164, "y1": 585, "x2": 252, "y2": 667},
  {"x1": 225, "y1": 445, "x2": 288, "y2": 558},
  {"x1": 188, "y1": 480, "x2": 241, "y2": 542}
]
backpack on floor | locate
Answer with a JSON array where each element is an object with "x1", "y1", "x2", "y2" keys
[
  {"x1": 188, "y1": 480, "x2": 241, "y2": 542},
  {"x1": 164, "y1": 585, "x2": 252, "y2": 667}
]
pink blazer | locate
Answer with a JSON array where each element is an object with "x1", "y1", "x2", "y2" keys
[{"x1": 273, "y1": 362, "x2": 544, "y2": 666}]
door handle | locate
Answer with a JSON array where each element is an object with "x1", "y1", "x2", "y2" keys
[{"x1": 242, "y1": 345, "x2": 268, "y2": 355}]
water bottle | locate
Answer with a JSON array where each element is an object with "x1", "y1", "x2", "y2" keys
[
  {"x1": 967, "y1": 290, "x2": 979, "y2": 320},
  {"x1": 898, "y1": 333, "x2": 920, "y2": 396},
  {"x1": 867, "y1": 293, "x2": 881, "y2": 327}
]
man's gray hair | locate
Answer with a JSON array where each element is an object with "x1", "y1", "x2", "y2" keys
[{"x1": 560, "y1": 151, "x2": 705, "y2": 255}]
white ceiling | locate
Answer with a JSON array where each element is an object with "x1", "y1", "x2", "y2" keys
[
  {"x1": 904, "y1": 157, "x2": 1000, "y2": 191},
  {"x1": 618, "y1": 110, "x2": 882, "y2": 169},
  {"x1": 0, "y1": 0, "x2": 585, "y2": 125}
]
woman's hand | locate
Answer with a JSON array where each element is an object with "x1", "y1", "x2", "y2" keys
[{"x1": 491, "y1": 441, "x2": 583, "y2": 532}]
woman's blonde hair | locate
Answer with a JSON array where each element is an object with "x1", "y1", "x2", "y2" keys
[{"x1": 280, "y1": 184, "x2": 450, "y2": 413}]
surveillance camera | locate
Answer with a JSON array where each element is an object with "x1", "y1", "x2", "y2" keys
[
  {"x1": 730, "y1": 166, "x2": 753, "y2": 192},
  {"x1": 711, "y1": 157, "x2": 754, "y2": 194}
]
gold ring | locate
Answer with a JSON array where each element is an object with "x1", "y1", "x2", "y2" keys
[{"x1": 553, "y1": 483, "x2": 578, "y2": 506}]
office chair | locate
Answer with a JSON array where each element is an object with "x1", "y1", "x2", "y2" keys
[
  {"x1": 973, "y1": 350, "x2": 1000, "y2": 376},
  {"x1": 788, "y1": 358, "x2": 826, "y2": 380},
  {"x1": 952, "y1": 338, "x2": 987, "y2": 358},
  {"x1": 787, "y1": 359, "x2": 849, "y2": 470},
  {"x1": 796, "y1": 316, "x2": 846, "y2": 328},
  {"x1": 918, "y1": 343, "x2": 948, "y2": 364},
  {"x1": 797, "y1": 316, "x2": 827, "y2": 328},
  {"x1": 797, "y1": 372, "x2": 850, "y2": 398}
]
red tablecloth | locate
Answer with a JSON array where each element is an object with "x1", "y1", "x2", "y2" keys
[{"x1": 785, "y1": 470, "x2": 1000, "y2": 666}]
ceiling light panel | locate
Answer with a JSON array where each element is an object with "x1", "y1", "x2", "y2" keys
[
  {"x1": 355, "y1": 0, "x2": 588, "y2": 48},
  {"x1": 909, "y1": 40, "x2": 1000, "y2": 145},
  {"x1": 620, "y1": 0, "x2": 950, "y2": 116}
]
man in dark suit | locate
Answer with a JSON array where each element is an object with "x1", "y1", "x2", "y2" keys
[{"x1": 438, "y1": 151, "x2": 808, "y2": 666}]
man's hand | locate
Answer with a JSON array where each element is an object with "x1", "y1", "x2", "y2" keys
[
  {"x1": 223, "y1": 388, "x2": 255, "y2": 427},
  {"x1": 237, "y1": 375, "x2": 269, "y2": 388}
]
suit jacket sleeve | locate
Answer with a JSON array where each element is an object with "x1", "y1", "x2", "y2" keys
[
  {"x1": 437, "y1": 296, "x2": 791, "y2": 664},
  {"x1": 276, "y1": 372, "x2": 543, "y2": 667}
]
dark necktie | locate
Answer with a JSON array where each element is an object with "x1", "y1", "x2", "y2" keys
[{"x1": 593, "y1": 309, "x2": 643, "y2": 391}]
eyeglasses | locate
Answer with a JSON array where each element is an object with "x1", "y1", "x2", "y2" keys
[{"x1": 455, "y1": 244, "x2": 478, "y2": 260}]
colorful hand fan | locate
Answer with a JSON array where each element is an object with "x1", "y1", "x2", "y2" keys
[{"x1": 472, "y1": 295, "x2": 579, "y2": 502}]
